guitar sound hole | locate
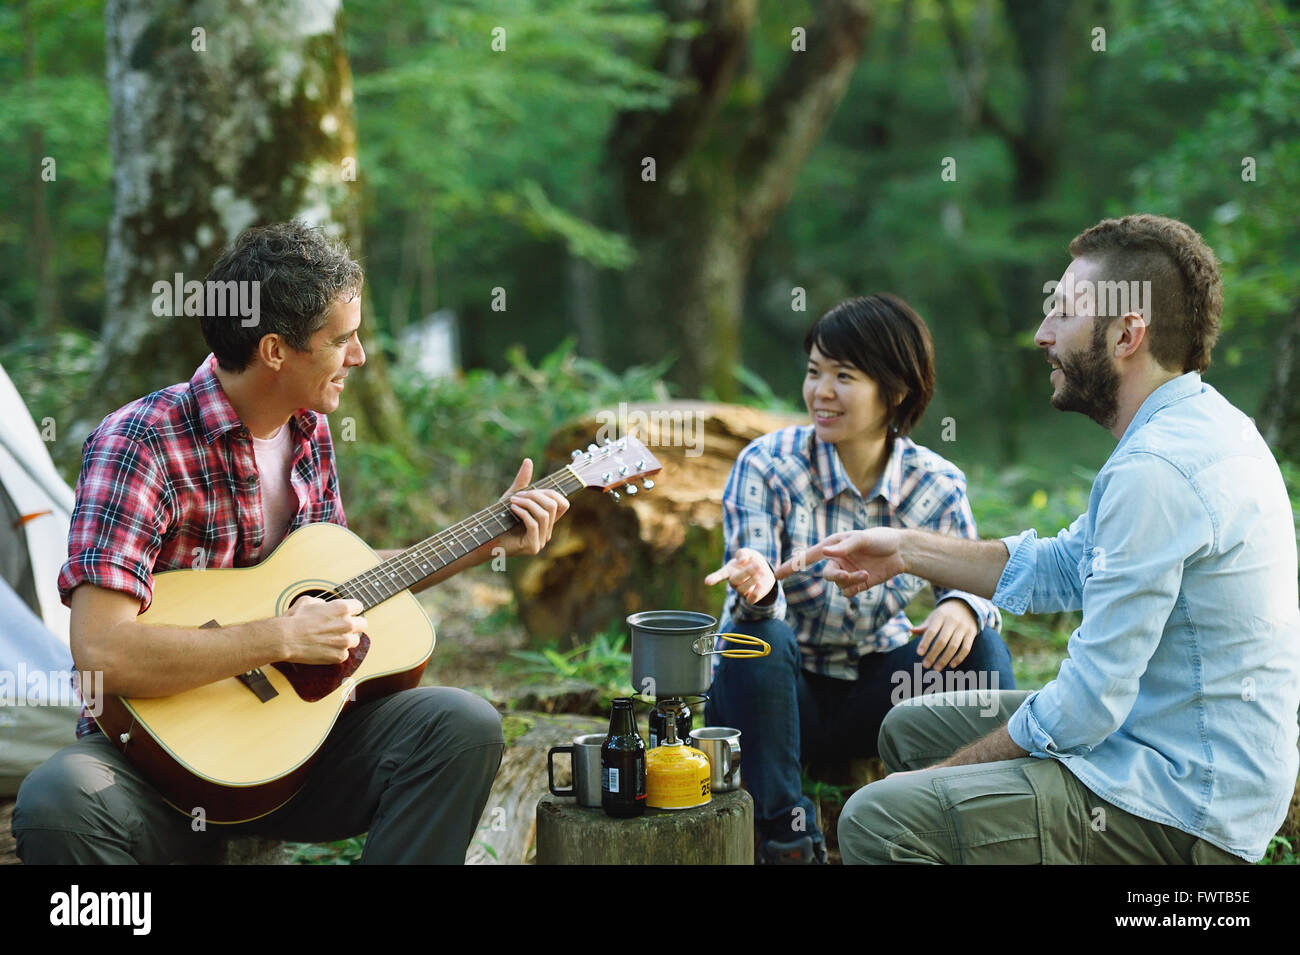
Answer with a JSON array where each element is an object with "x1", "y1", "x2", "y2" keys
[
  {"x1": 276, "y1": 587, "x2": 369, "y2": 703},
  {"x1": 290, "y1": 587, "x2": 342, "y2": 606}
]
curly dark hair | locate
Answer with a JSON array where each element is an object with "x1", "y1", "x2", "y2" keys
[
  {"x1": 1068, "y1": 214, "x2": 1222, "y2": 373},
  {"x1": 201, "y1": 220, "x2": 363, "y2": 372},
  {"x1": 803, "y1": 294, "x2": 936, "y2": 437}
]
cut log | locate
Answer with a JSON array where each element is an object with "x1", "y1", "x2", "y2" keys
[
  {"x1": 511, "y1": 401, "x2": 804, "y2": 644},
  {"x1": 465, "y1": 711, "x2": 606, "y2": 865},
  {"x1": 535, "y1": 789, "x2": 754, "y2": 865}
]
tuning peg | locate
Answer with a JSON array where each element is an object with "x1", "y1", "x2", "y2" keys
[
  {"x1": 636, "y1": 459, "x2": 645, "y2": 469},
  {"x1": 618, "y1": 465, "x2": 629, "y2": 476},
  {"x1": 610, "y1": 490, "x2": 621, "y2": 502},
  {"x1": 625, "y1": 483, "x2": 638, "y2": 496},
  {"x1": 642, "y1": 478, "x2": 655, "y2": 490},
  {"x1": 571, "y1": 449, "x2": 581, "y2": 460},
  {"x1": 587, "y1": 443, "x2": 598, "y2": 453},
  {"x1": 602, "y1": 437, "x2": 613, "y2": 445}
]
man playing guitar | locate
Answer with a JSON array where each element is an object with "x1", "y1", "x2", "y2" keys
[{"x1": 12, "y1": 221, "x2": 570, "y2": 864}]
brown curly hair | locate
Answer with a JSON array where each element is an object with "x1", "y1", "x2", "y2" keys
[{"x1": 1068, "y1": 214, "x2": 1222, "y2": 373}]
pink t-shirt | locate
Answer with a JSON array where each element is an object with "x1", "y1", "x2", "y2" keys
[{"x1": 251, "y1": 423, "x2": 299, "y2": 557}]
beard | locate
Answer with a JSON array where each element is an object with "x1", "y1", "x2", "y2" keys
[{"x1": 1050, "y1": 321, "x2": 1120, "y2": 429}]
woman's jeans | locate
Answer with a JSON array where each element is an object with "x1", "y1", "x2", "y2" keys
[{"x1": 705, "y1": 615, "x2": 1015, "y2": 843}]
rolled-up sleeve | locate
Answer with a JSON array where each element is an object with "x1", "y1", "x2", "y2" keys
[
  {"x1": 1006, "y1": 454, "x2": 1213, "y2": 757},
  {"x1": 58, "y1": 430, "x2": 171, "y2": 613},
  {"x1": 993, "y1": 513, "x2": 1089, "y2": 615},
  {"x1": 720, "y1": 445, "x2": 787, "y2": 622}
]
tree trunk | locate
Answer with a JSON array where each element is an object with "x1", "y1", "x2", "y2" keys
[
  {"x1": 611, "y1": 0, "x2": 873, "y2": 398},
  {"x1": 91, "y1": 0, "x2": 408, "y2": 447},
  {"x1": 24, "y1": 0, "x2": 60, "y2": 335},
  {"x1": 1260, "y1": 308, "x2": 1300, "y2": 463},
  {"x1": 939, "y1": 0, "x2": 1075, "y2": 459}
]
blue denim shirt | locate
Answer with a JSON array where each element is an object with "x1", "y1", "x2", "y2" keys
[{"x1": 995, "y1": 373, "x2": 1300, "y2": 861}]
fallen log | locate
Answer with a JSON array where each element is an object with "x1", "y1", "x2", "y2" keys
[
  {"x1": 465, "y1": 710, "x2": 606, "y2": 865},
  {"x1": 510, "y1": 401, "x2": 804, "y2": 645}
]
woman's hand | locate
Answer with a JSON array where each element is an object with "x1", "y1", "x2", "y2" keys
[
  {"x1": 909, "y1": 599, "x2": 979, "y2": 671},
  {"x1": 704, "y1": 548, "x2": 777, "y2": 605}
]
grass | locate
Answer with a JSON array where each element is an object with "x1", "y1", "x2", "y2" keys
[
  {"x1": 1260, "y1": 835, "x2": 1299, "y2": 866},
  {"x1": 502, "y1": 625, "x2": 632, "y2": 708}
]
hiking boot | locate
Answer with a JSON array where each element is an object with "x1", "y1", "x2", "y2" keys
[{"x1": 758, "y1": 834, "x2": 828, "y2": 865}]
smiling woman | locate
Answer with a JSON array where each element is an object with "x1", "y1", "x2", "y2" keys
[{"x1": 702, "y1": 293, "x2": 1016, "y2": 864}]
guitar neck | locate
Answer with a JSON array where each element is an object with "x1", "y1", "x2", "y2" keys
[{"x1": 336, "y1": 465, "x2": 586, "y2": 610}]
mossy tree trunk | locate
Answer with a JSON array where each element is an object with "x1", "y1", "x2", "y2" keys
[{"x1": 92, "y1": 0, "x2": 406, "y2": 446}]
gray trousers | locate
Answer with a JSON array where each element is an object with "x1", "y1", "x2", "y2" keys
[
  {"x1": 12, "y1": 686, "x2": 504, "y2": 864},
  {"x1": 838, "y1": 690, "x2": 1248, "y2": 865}
]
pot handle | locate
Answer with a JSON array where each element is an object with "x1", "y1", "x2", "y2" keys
[{"x1": 692, "y1": 631, "x2": 771, "y2": 658}]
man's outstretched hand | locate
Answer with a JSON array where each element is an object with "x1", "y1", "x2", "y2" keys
[
  {"x1": 773, "y1": 528, "x2": 907, "y2": 598},
  {"x1": 499, "y1": 458, "x2": 570, "y2": 557}
]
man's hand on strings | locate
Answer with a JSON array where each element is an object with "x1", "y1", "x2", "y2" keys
[{"x1": 499, "y1": 458, "x2": 570, "y2": 557}]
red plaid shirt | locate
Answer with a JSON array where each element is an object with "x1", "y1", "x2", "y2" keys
[{"x1": 59, "y1": 354, "x2": 347, "y2": 736}]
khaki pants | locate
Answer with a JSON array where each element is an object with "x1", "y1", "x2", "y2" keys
[{"x1": 837, "y1": 690, "x2": 1248, "y2": 865}]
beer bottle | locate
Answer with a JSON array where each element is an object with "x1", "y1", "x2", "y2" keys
[
  {"x1": 647, "y1": 698, "x2": 692, "y2": 748},
  {"x1": 601, "y1": 698, "x2": 646, "y2": 818}
]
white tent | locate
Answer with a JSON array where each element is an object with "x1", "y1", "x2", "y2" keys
[{"x1": 0, "y1": 360, "x2": 79, "y2": 795}]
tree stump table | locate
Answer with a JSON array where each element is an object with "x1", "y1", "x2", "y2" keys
[{"x1": 535, "y1": 790, "x2": 753, "y2": 865}]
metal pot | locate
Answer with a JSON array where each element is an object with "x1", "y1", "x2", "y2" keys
[{"x1": 628, "y1": 610, "x2": 770, "y2": 698}]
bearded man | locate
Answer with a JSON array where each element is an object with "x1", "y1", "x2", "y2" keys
[{"x1": 781, "y1": 214, "x2": 1299, "y2": 864}]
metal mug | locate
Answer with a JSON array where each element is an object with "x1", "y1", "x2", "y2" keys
[
  {"x1": 688, "y1": 726, "x2": 742, "y2": 793},
  {"x1": 547, "y1": 733, "x2": 606, "y2": 807}
]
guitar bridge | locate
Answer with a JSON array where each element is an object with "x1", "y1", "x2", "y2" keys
[
  {"x1": 201, "y1": 619, "x2": 280, "y2": 703},
  {"x1": 237, "y1": 668, "x2": 279, "y2": 702}
]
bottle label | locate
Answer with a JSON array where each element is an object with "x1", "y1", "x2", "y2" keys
[
  {"x1": 606, "y1": 766, "x2": 620, "y2": 793},
  {"x1": 648, "y1": 731, "x2": 659, "y2": 748}
]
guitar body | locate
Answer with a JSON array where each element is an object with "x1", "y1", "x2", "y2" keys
[{"x1": 95, "y1": 522, "x2": 436, "y2": 824}]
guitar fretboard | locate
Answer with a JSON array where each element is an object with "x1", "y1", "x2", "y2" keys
[{"x1": 333, "y1": 466, "x2": 585, "y2": 611}]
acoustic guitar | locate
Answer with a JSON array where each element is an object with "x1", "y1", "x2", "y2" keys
[{"x1": 94, "y1": 436, "x2": 662, "y2": 823}]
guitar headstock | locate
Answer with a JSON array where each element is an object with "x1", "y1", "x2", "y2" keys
[{"x1": 568, "y1": 435, "x2": 662, "y2": 502}]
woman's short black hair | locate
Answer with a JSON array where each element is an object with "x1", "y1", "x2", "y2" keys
[{"x1": 803, "y1": 294, "x2": 936, "y2": 437}]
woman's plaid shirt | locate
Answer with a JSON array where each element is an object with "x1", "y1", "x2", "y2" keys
[
  {"x1": 721, "y1": 426, "x2": 1000, "y2": 681},
  {"x1": 58, "y1": 355, "x2": 347, "y2": 736}
]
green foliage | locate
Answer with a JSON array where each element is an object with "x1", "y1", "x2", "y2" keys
[
  {"x1": 345, "y1": 0, "x2": 675, "y2": 345},
  {"x1": 505, "y1": 625, "x2": 632, "y2": 702},
  {"x1": 800, "y1": 769, "x2": 855, "y2": 808},
  {"x1": 0, "y1": 0, "x2": 112, "y2": 341},
  {"x1": 1259, "y1": 834, "x2": 1299, "y2": 866},
  {"x1": 287, "y1": 835, "x2": 366, "y2": 864},
  {"x1": 0, "y1": 329, "x2": 100, "y2": 480},
  {"x1": 338, "y1": 338, "x2": 671, "y2": 543}
]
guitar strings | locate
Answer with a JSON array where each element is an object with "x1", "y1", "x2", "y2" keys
[{"x1": 338, "y1": 468, "x2": 586, "y2": 609}]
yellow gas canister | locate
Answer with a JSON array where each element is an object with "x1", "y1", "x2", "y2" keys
[{"x1": 645, "y1": 740, "x2": 712, "y2": 810}]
